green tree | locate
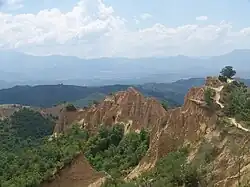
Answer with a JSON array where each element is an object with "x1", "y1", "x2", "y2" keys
[
  {"x1": 224, "y1": 85, "x2": 250, "y2": 121},
  {"x1": 84, "y1": 125, "x2": 149, "y2": 178},
  {"x1": 220, "y1": 66, "x2": 236, "y2": 79}
]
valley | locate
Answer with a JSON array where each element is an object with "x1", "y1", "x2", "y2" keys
[{"x1": 1, "y1": 66, "x2": 250, "y2": 186}]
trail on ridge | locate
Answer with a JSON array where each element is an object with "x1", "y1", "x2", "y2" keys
[
  {"x1": 228, "y1": 118, "x2": 250, "y2": 132},
  {"x1": 206, "y1": 85, "x2": 224, "y2": 109}
]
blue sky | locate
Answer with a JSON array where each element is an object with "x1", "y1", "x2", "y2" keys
[{"x1": 0, "y1": 0, "x2": 250, "y2": 58}]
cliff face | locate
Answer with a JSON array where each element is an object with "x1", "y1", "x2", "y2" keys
[
  {"x1": 127, "y1": 77, "x2": 250, "y2": 186},
  {"x1": 51, "y1": 78, "x2": 250, "y2": 186},
  {"x1": 49, "y1": 87, "x2": 167, "y2": 187},
  {"x1": 54, "y1": 87, "x2": 167, "y2": 135},
  {"x1": 126, "y1": 82, "x2": 217, "y2": 180}
]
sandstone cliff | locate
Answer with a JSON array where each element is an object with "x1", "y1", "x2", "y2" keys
[
  {"x1": 53, "y1": 87, "x2": 167, "y2": 135},
  {"x1": 48, "y1": 87, "x2": 167, "y2": 187},
  {"x1": 50, "y1": 77, "x2": 250, "y2": 187},
  {"x1": 126, "y1": 77, "x2": 250, "y2": 187}
]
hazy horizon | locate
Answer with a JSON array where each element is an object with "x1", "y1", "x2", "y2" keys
[
  {"x1": 0, "y1": 48, "x2": 248, "y2": 60},
  {"x1": 0, "y1": 1, "x2": 250, "y2": 88}
]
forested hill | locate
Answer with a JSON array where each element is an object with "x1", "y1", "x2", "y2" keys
[{"x1": 0, "y1": 78, "x2": 205, "y2": 108}]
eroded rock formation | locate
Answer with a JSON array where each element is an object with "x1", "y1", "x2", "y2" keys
[
  {"x1": 54, "y1": 87, "x2": 167, "y2": 135},
  {"x1": 127, "y1": 77, "x2": 250, "y2": 186},
  {"x1": 50, "y1": 77, "x2": 250, "y2": 187}
]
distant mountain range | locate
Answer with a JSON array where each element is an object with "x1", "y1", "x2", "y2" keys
[
  {"x1": 0, "y1": 49, "x2": 250, "y2": 88},
  {"x1": 1, "y1": 77, "x2": 250, "y2": 108},
  {"x1": 0, "y1": 78, "x2": 206, "y2": 108}
]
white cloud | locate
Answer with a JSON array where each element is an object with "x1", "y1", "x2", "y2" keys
[
  {"x1": 140, "y1": 13, "x2": 152, "y2": 20},
  {"x1": 0, "y1": 0, "x2": 250, "y2": 58},
  {"x1": 196, "y1": 16, "x2": 208, "y2": 21}
]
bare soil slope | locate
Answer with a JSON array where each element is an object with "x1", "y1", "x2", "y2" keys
[{"x1": 41, "y1": 154, "x2": 106, "y2": 187}]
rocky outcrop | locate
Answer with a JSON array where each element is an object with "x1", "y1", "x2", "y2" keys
[
  {"x1": 50, "y1": 77, "x2": 250, "y2": 186},
  {"x1": 0, "y1": 104, "x2": 31, "y2": 119},
  {"x1": 126, "y1": 77, "x2": 250, "y2": 186},
  {"x1": 126, "y1": 84, "x2": 217, "y2": 180},
  {"x1": 53, "y1": 87, "x2": 167, "y2": 135},
  {"x1": 49, "y1": 87, "x2": 167, "y2": 186},
  {"x1": 205, "y1": 76, "x2": 223, "y2": 87}
]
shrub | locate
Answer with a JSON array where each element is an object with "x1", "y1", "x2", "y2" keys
[
  {"x1": 161, "y1": 100, "x2": 168, "y2": 111},
  {"x1": 223, "y1": 87, "x2": 250, "y2": 121},
  {"x1": 84, "y1": 125, "x2": 149, "y2": 178},
  {"x1": 204, "y1": 88, "x2": 214, "y2": 106},
  {"x1": 218, "y1": 75, "x2": 227, "y2": 82},
  {"x1": 133, "y1": 149, "x2": 200, "y2": 187},
  {"x1": 93, "y1": 100, "x2": 100, "y2": 105},
  {"x1": 65, "y1": 103, "x2": 77, "y2": 111}
]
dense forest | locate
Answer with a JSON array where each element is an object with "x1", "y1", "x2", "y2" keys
[{"x1": 0, "y1": 78, "x2": 206, "y2": 108}]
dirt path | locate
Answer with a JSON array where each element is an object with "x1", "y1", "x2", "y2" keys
[
  {"x1": 206, "y1": 85, "x2": 224, "y2": 109},
  {"x1": 189, "y1": 98, "x2": 206, "y2": 105},
  {"x1": 228, "y1": 118, "x2": 250, "y2": 132},
  {"x1": 189, "y1": 85, "x2": 224, "y2": 108}
]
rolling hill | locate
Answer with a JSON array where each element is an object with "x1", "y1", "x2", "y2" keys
[{"x1": 0, "y1": 78, "x2": 205, "y2": 108}]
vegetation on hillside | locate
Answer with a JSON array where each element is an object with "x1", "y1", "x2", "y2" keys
[
  {"x1": 0, "y1": 109, "x2": 149, "y2": 187},
  {"x1": 161, "y1": 100, "x2": 168, "y2": 110},
  {"x1": 0, "y1": 80, "x2": 207, "y2": 108},
  {"x1": 0, "y1": 109, "x2": 58, "y2": 186},
  {"x1": 204, "y1": 88, "x2": 215, "y2": 106},
  {"x1": 84, "y1": 125, "x2": 149, "y2": 178},
  {"x1": 65, "y1": 103, "x2": 77, "y2": 111},
  {"x1": 3, "y1": 66, "x2": 250, "y2": 187},
  {"x1": 223, "y1": 82, "x2": 250, "y2": 122},
  {"x1": 218, "y1": 67, "x2": 250, "y2": 123},
  {"x1": 103, "y1": 148, "x2": 202, "y2": 187}
]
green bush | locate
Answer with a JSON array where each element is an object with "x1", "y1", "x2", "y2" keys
[
  {"x1": 65, "y1": 103, "x2": 77, "y2": 111},
  {"x1": 224, "y1": 87, "x2": 250, "y2": 121},
  {"x1": 218, "y1": 75, "x2": 227, "y2": 82},
  {"x1": 119, "y1": 149, "x2": 201, "y2": 187},
  {"x1": 204, "y1": 88, "x2": 214, "y2": 106},
  {"x1": 85, "y1": 126, "x2": 149, "y2": 178},
  {"x1": 161, "y1": 100, "x2": 169, "y2": 111}
]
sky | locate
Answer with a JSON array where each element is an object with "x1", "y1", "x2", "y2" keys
[{"x1": 0, "y1": 0, "x2": 250, "y2": 58}]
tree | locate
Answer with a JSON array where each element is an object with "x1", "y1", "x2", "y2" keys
[
  {"x1": 220, "y1": 66, "x2": 236, "y2": 79},
  {"x1": 224, "y1": 87, "x2": 250, "y2": 121}
]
